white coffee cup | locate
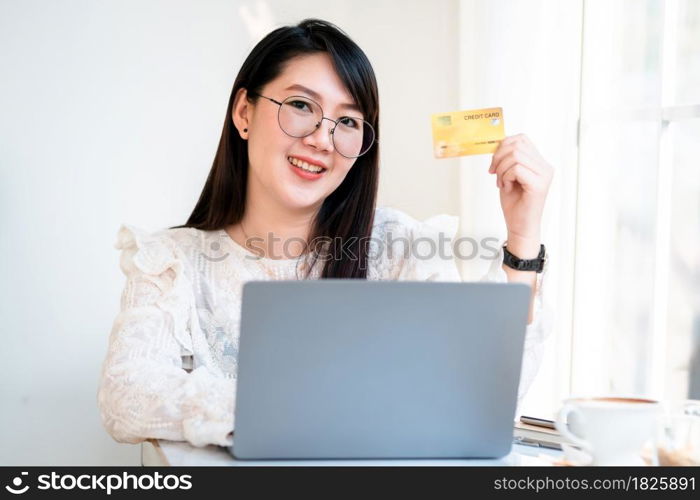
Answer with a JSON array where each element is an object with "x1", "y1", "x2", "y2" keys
[{"x1": 555, "y1": 397, "x2": 660, "y2": 466}]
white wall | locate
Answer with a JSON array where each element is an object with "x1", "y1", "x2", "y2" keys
[
  {"x1": 0, "y1": 0, "x2": 250, "y2": 466},
  {"x1": 0, "y1": 0, "x2": 461, "y2": 465}
]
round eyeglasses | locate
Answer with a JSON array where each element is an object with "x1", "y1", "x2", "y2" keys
[{"x1": 248, "y1": 91, "x2": 377, "y2": 159}]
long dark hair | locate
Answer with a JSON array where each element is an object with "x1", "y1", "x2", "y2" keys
[{"x1": 173, "y1": 19, "x2": 380, "y2": 279}]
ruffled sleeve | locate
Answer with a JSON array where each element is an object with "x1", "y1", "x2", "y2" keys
[
  {"x1": 480, "y1": 242, "x2": 553, "y2": 413},
  {"x1": 369, "y1": 207, "x2": 462, "y2": 282},
  {"x1": 97, "y1": 224, "x2": 236, "y2": 448}
]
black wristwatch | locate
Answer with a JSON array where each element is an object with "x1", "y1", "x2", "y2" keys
[{"x1": 502, "y1": 243, "x2": 546, "y2": 273}]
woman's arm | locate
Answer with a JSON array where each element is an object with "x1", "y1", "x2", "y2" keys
[
  {"x1": 488, "y1": 134, "x2": 554, "y2": 323},
  {"x1": 502, "y1": 234, "x2": 541, "y2": 324},
  {"x1": 97, "y1": 225, "x2": 235, "y2": 448}
]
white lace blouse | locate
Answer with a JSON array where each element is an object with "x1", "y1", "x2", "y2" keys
[{"x1": 97, "y1": 206, "x2": 551, "y2": 448}]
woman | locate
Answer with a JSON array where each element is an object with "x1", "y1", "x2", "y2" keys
[{"x1": 98, "y1": 19, "x2": 553, "y2": 448}]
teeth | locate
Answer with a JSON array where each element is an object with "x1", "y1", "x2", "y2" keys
[{"x1": 288, "y1": 156, "x2": 324, "y2": 173}]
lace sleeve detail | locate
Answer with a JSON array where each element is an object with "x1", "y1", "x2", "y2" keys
[
  {"x1": 369, "y1": 207, "x2": 462, "y2": 282},
  {"x1": 480, "y1": 243, "x2": 553, "y2": 412},
  {"x1": 97, "y1": 225, "x2": 235, "y2": 448}
]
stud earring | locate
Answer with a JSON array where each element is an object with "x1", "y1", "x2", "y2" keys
[{"x1": 243, "y1": 128, "x2": 248, "y2": 133}]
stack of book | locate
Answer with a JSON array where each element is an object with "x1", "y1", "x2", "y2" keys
[{"x1": 513, "y1": 416, "x2": 569, "y2": 451}]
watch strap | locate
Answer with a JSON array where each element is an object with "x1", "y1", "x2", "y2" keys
[{"x1": 502, "y1": 243, "x2": 546, "y2": 273}]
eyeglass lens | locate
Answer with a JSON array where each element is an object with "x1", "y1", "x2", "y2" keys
[{"x1": 277, "y1": 96, "x2": 374, "y2": 158}]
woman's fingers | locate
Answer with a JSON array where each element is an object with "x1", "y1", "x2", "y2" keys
[
  {"x1": 490, "y1": 133, "x2": 543, "y2": 174},
  {"x1": 502, "y1": 163, "x2": 539, "y2": 194},
  {"x1": 490, "y1": 134, "x2": 527, "y2": 172},
  {"x1": 494, "y1": 149, "x2": 539, "y2": 189}
]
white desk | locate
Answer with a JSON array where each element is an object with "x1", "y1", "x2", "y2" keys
[{"x1": 142, "y1": 438, "x2": 563, "y2": 467}]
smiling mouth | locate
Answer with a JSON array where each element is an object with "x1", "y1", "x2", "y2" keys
[{"x1": 287, "y1": 156, "x2": 327, "y2": 173}]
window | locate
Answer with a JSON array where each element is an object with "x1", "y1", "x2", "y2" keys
[
  {"x1": 458, "y1": 0, "x2": 700, "y2": 416},
  {"x1": 573, "y1": 0, "x2": 700, "y2": 401}
]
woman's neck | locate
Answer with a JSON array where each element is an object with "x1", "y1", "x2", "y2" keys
[{"x1": 234, "y1": 195, "x2": 321, "y2": 260}]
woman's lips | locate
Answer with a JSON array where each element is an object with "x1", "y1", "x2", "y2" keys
[
  {"x1": 287, "y1": 156, "x2": 327, "y2": 180},
  {"x1": 288, "y1": 155, "x2": 328, "y2": 170}
]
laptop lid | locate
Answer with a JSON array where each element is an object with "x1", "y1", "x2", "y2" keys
[{"x1": 232, "y1": 280, "x2": 530, "y2": 459}]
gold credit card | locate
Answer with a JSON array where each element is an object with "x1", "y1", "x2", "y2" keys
[{"x1": 431, "y1": 107, "x2": 505, "y2": 158}]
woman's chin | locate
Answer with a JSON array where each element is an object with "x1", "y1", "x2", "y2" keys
[{"x1": 278, "y1": 191, "x2": 326, "y2": 212}]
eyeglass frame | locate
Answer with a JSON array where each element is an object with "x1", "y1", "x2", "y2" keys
[{"x1": 246, "y1": 90, "x2": 378, "y2": 159}]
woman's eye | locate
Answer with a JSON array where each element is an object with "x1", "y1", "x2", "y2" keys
[
  {"x1": 339, "y1": 117, "x2": 359, "y2": 128},
  {"x1": 289, "y1": 100, "x2": 311, "y2": 112}
]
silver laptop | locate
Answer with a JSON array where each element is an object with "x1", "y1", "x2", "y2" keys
[{"x1": 231, "y1": 280, "x2": 530, "y2": 460}]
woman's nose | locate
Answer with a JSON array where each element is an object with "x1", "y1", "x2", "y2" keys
[{"x1": 301, "y1": 118, "x2": 335, "y2": 153}]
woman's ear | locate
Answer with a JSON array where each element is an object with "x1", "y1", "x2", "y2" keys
[{"x1": 232, "y1": 88, "x2": 251, "y2": 140}]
